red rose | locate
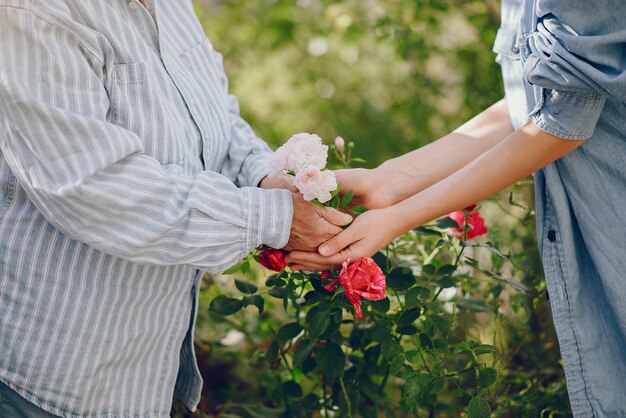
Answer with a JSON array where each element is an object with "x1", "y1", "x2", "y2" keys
[
  {"x1": 464, "y1": 204, "x2": 477, "y2": 212},
  {"x1": 258, "y1": 248, "x2": 288, "y2": 271},
  {"x1": 447, "y1": 209, "x2": 488, "y2": 240},
  {"x1": 339, "y1": 258, "x2": 386, "y2": 319},
  {"x1": 320, "y1": 271, "x2": 339, "y2": 292}
]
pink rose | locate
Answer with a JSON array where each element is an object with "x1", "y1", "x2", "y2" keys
[
  {"x1": 285, "y1": 133, "x2": 328, "y2": 172},
  {"x1": 339, "y1": 258, "x2": 386, "y2": 319},
  {"x1": 447, "y1": 209, "x2": 488, "y2": 240},
  {"x1": 258, "y1": 248, "x2": 288, "y2": 271},
  {"x1": 293, "y1": 167, "x2": 337, "y2": 203},
  {"x1": 334, "y1": 136, "x2": 345, "y2": 152}
]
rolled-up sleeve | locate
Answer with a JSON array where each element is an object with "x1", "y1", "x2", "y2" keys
[
  {"x1": 0, "y1": 6, "x2": 292, "y2": 272},
  {"x1": 523, "y1": 0, "x2": 626, "y2": 139}
]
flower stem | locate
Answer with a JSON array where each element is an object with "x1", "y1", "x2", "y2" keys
[{"x1": 339, "y1": 377, "x2": 353, "y2": 418}]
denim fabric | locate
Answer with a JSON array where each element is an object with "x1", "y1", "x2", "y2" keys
[
  {"x1": 0, "y1": 380, "x2": 59, "y2": 418},
  {"x1": 496, "y1": 1, "x2": 626, "y2": 417}
]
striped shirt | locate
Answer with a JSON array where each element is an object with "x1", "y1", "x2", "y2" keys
[{"x1": 0, "y1": 0, "x2": 293, "y2": 416}]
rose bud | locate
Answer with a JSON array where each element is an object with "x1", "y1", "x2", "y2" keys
[{"x1": 258, "y1": 248, "x2": 288, "y2": 272}]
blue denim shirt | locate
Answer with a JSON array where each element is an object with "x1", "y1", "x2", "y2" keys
[{"x1": 495, "y1": 1, "x2": 626, "y2": 416}]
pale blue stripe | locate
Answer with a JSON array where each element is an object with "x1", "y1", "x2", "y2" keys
[{"x1": 0, "y1": 0, "x2": 293, "y2": 416}]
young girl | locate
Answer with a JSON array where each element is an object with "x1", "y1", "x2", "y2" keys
[{"x1": 287, "y1": 0, "x2": 626, "y2": 416}]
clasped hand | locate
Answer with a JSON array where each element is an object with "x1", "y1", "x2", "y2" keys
[{"x1": 262, "y1": 169, "x2": 399, "y2": 271}]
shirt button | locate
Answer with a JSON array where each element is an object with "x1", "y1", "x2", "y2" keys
[
  {"x1": 129, "y1": 1, "x2": 139, "y2": 10},
  {"x1": 547, "y1": 230, "x2": 557, "y2": 242}
]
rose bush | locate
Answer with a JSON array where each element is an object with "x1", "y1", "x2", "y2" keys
[{"x1": 197, "y1": 140, "x2": 549, "y2": 418}]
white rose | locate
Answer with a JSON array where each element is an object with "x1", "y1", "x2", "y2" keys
[
  {"x1": 293, "y1": 167, "x2": 337, "y2": 203},
  {"x1": 284, "y1": 133, "x2": 328, "y2": 172},
  {"x1": 267, "y1": 141, "x2": 294, "y2": 178}
]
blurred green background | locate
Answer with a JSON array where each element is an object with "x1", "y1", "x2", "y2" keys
[{"x1": 194, "y1": 0, "x2": 503, "y2": 166}]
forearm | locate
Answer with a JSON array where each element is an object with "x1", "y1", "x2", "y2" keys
[
  {"x1": 377, "y1": 98, "x2": 514, "y2": 204},
  {"x1": 386, "y1": 122, "x2": 582, "y2": 233}
]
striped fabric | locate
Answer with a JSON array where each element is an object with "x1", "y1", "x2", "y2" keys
[{"x1": 0, "y1": 0, "x2": 292, "y2": 416}]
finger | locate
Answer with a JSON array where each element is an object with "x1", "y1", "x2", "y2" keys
[
  {"x1": 286, "y1": 250, "x2": 348, "y2": 267},
  {"x1": 319, "y1": 206, "x2": 353, "y2": 227},
  {"x1": 318, "y1": 227, "x2": 356, "y2": 257}
]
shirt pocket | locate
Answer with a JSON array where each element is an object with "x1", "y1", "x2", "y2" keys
[
  {"x1": 174, "y1": 39, "x2": 232, "y2": 168},
  {"x1": 108, "y1": 61, "x2": 186, "y2": 165},
  {"x1": 492, "y1": 26, "x2": 521, "y2": 64}
]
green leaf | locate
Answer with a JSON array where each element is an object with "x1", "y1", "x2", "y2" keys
[
  {"x1": 387, "y1": 267, "x2": 415, "y2": 291},
  {"x1": 209, "y1": 296, "x2": 244, "y2": 316},
  {"x1": 282, "y1": 381, "x2": 303, "y2": 397},
  {"x1": 266, "y1": 340, "x2": 279, "y2": 364},
  {"x1": 241, "y1": 261, "x2": 251, "y2": 274},
  {"x1": 414, "y1": 226, "x2": 442, "y2": 237},
  {"x1": 429, "y1": 376, "x2": 445, "y2": 394},
  {"x1": 419, "y1": 333, "x2": 433, "y2": 349},
  {"x1": 329, "y1": 195, "x2": 340, "y2": 209},
  {"x1": 478, "y1": 367, "x2": 498, "y2": 388},
  {"x1": 424, "y1": 316, "x2": 451, "y2": 337},
  {"x1": 222, "y1": 263, "x2": 243, "y2": 275},
  {"x1": 351, "y1": 205, "x2": 368, "y2": 216},
  {"x1": 350, "y1": 157, "x2": 367, "y2": 163},
  {"x1": 267, "y1": 287, "x2": 286, "y2": 299},
  {"x1": 467, "y1": 396, "x2": 492, "y2": 418},
  {"x1": 405, "y1": 350, "x2": 421, "y2": 364},
  {"x1": 437, "y1": 264, "x2": 457, "y2": 276},
  {"x1": 400, "y1": 374, "x2": 430, "y2": 412},
  {"x1": 340, "y1": 189, "x2": 354, "y2": 210},
  {"x1": 357, "y1": 375, "x2": 379, "y2": 400},
  {"x1": 396, "y1": 325, "x2": 418, "y2": 335},
  {"x1": 372, "y1": 251, "x2": 387, "y2": 270},
  {"x1": 405, "y1": 286, "x2": 429, "y2": 308},
  {"x1": 235, "y1": 278, "x2": 258, "y2": 294},
  {"x1": 276, "y1": 322, "x2": 303, "y2": 341},
  {"x1": 368, "y1": 323, "x2": 391, "y2": 342},
  {"x1": 389, "y1": 354, "x2": 406, "y2": 376},
  {"x1": 306, "y1": 306, "x2": 331, "y2": 339},
  {"x1": 315, "y1": 342, "x2": 345, "y2": 380},
  {"x1": 436, "y1": 216, "x2": 461, "y2": 229},
  {"x1": 381, "y1": 338, "x2": 403, "y2": 359},
  {"x1": 265, "y1": 275, "x2": 286, "y2": 287},
  {"x1": 474, "y1": 344, "x2": 496, "y2": 355},
  {"x1": 422, "y1": 264, "x2": 436, "y2": 275},
  {"x1": 242, "y1": 295, "x2": 264, "y2": 313},
  {"x1": 293, "y1": 338, "x2": 314, "y2": 368},
  {"x1": 397, "y1": 307, "x2": 421, "y2": 327},
  {"x1": 433, "y1": 276, "x2": 456, "y2": 288},
  {"x1": 371, "y1": 297, "x2": 390, "y2": 313}
]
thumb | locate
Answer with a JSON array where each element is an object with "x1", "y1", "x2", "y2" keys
[
  {"x1": 319, "y1": 206, "x2": 353, "y2": 227},
  {"x1": 319, "y1": 228, "x2": 353, "y2": 257}
]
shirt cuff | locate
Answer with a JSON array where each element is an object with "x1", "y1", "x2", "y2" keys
[
  {"x1": 243, "y1": 152, "x2": 273, "y2": 188},
  {"x1": 531, "y1": 89, "x2": 606, "y2": 140},
  {"x1": 243, "y1": 186, "x2": 293, "y2": 250}
]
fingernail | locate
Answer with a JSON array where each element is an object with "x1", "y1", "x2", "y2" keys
[
  {"x1": 343, "y1": 214, "x2": 353, "y2": 223},
  {"x1": 319, "y1": 245, "x2": 330, "y2": 256}
]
